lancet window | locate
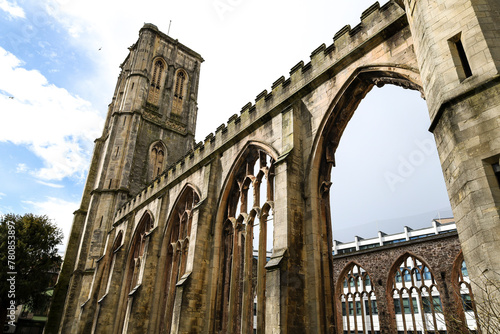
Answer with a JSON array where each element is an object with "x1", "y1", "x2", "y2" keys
[
  {"x1": 390, "y1": 254, "x2": 446, "y2": 333},
  {"x1": 160, "y1": 186, "x2": 199, "y2": 333},
  {"x1": 215, "y1": 148, "x2": 275, "y2": 333},
  {"x1": 150, "y1": 142, "x2": 166, "y2": 180},
  {"x1": 172, "y1": 70, "x2": 187, "y2": 115},
  {"x1": 128, "y1": 213, "x2": 154, "y2": 292},
  {"x1": 121, "y1": 213, "x2": 154, "y2": 333},
  {"x1": 105, "y1": 231, "x2": 123, "y2": 295},
  {"x1": 148, "y1": 59, "x2": 165, "y2": 105},
  {"x1": 338, "y1": 263, "x2": 378, "y2": 333},
  {"x1": 454, "y1": 253, "x2": 479, "y2": 332}
]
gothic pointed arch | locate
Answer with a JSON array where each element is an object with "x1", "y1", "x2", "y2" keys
[
  {"x1": 336, "y1": 262, "x2": 378, "y2": 334},
  {"x1": 126, "y1": 212, "x2": 154, "y2": 293},
  {"x1": 159, "y1": 184, "x2": 200, "y2": 334},
  {"x1": 148, "y1": 58, "x2": 167, "y2": 105},
  {"x1": 451, "y1": 251, "x2": 480, "y2": 332},
  {"x1": 119, "y1": 211, "x2": 154, "y2": 333},
  {"x1": 172, "y1": 68, "x2": 189, "y2": 115},
  {"x1": 310, "y1": 65, "x2": 423, "y2": 183},
  {"x1": 103, "y1": 230, "x2": 123, "y2": 295},
  {"x1": 305, "y1": 65, "x2": 424, "y2": 331},
  {"x1": 388, "y1": 252, "x2": 446, "y2": 333},
  {"x1": 149, "y1": 140, "x2": 167, "y2": 181},
  {"x1": 212, "y1": 142, "x2": 278, "y2": 333}
]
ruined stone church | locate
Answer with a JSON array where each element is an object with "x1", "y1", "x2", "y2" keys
[{"x1": 46, "y1": 0, "x2": 500, "y2": 333}]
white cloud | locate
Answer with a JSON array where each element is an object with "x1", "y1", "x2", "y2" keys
[
  {"x1": 23, "y1": 196, "x2": 79, "y2": 252},
  {"x1": 16, "y1": 162, "x2": 28, "y2": 173},
  {"x1": 0, "y1": 192, "x2": 6, "y2": 199},
  {"x1": 0, "y1": 0, "x2": 25, "y2": 19},
  {"x1": 0, "y1": 46, "x2": 104, "y2": 181},
  {"x1": 36, "y1": 180, "x2": 64, "y2": 188}
]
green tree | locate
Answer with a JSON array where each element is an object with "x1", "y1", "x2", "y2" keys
[{"x1": 0, "y1": 213, "x2": 63, "y2": 326}]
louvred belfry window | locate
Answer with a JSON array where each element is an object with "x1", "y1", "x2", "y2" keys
[
  {"x1": 148, "y1": 60, "x2": 165, "y2": 105},
  {"x1": 172, "y1": 70, "x2": 187, "y2": 115},
  {"x1": 150, "y1": 142, "x2": 166, "y2": 180}
]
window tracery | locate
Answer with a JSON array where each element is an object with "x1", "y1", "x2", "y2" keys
[
  {"x1": 160, "y1": 186, "x2": 199, "y2": 333},
  {"x1": 390, "y1": 254, "x2": 446, "y2": 333},
  {"x1": 104, "y1": 231, "x2": 123, "y2": 295},
  {"x1": 454, "y1": 253, "x2": 479, "y2": 332},
  {"x1": 215, "y1": 148, "x2": 275, "y2": 333},
  {"x1": 120, "y1": 213, "x2": 154, "y2": 333},
  {"x1": 150, "y1": 142, "x2": 166, "y2": 181},
  {"x1": 128, "y1": 213, "x2": 154, "y2": 292},
  {"x1": 148, "y1": 59, "x2": 165, "y2": 105},
  {"x1": 338, "y1": 263, "x2": 378, "y2": 334},
  {"x1": 172, "y1": 70, "x2": 187, "y2": 115}
]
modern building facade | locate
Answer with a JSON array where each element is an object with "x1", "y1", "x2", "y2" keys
[{"x1": 333, "y1": 220, "x2": 479, "y2": 333}]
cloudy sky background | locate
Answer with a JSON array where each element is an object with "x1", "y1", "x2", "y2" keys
[{"x1": 0, "y1": 0, "x2": 452, "y2": 251}]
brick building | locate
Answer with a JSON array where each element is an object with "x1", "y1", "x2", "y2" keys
[{"x1": 332, "y1": 220, "x2": 479, "y2": 333}]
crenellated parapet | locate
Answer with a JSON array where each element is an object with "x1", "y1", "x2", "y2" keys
[
  {"x1": 113, "y1": 1, "x2": 408, "y2": 221},
  {"x1": 49, "y1": 0, "x2": 500, "y2": 332}
]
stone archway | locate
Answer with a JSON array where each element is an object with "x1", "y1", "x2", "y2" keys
[{"x1": 307, "y1": 66, "x2": 425, "y2": 332}]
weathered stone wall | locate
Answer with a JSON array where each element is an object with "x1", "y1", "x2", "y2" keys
[
  {"x1": 402, "y1": 0, "x2": 500, "y2": 298},
  {"x1": 46, "y1": 1, "x2": 500, "y2": 333}
]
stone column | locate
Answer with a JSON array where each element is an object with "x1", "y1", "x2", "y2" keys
[
  {"x1": 263, "y1": 104, "x2": 307, "y2": 333},
  {"x1": 402, "y1": 0, "x2": 500, "y2": 310}
]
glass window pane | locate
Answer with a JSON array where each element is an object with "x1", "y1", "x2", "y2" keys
[
  {"x1": 356, "y1": 301, "x2": 362, "y2": 315},
  {"x1": 461, "y1": 261, "x2": 469, "y2": 277},
  {"x1": 433, "y1": 296, "x2": 442, "y2": 313},
  {"x1": 394, "y1": 298, "x2": 402, "y2": 314},
  {"x1": 461, "y1": 294, "x2": 473, "y2": 311}
]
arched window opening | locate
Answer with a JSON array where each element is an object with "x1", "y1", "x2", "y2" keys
[
  {"x1": 150, "y1": 142, "x2": 166, "y2": 181},
  {"x1": 148, "y1": 59, "x2": 165, "y2": 105},
  {"x1": 338, "y1": 264, "x2": 378, "y2": 334},
  {"x1": 174, "y1": 71, "x2": 185, "y2": 99},
  {"x1": 325, "y1": 85, "x2": 452, "y2": 244},
  {"x1": 172, "y1": 70, "x2": 187, "y2": 115},
  {"x1": 120, "y1": 213, "x2": 153, "y2": 333},
  {"x1": 128, "y1": 213, "x2": 153, "y2": 292},
  {"x1": 218, "y1": 221, "x2": 234, "y2": 333},
  {"x1": 265, "y1": 208, "x2": 274, "y2": 258},
  {"x1": 216, "y1": 148, "x2": 275, "y2": 333},
  {"x1": 454, "y1": 254, "x2": 480, "y2": 332},
  {"x1": 160, "y1": 186, "x2": 199, "y2": 333},
  {"x1": 390, "y1": 254, "x2": 446, "y2": 333},
  {"x1": 105, "y1": 231, "x2": 123, "y2": 295}
]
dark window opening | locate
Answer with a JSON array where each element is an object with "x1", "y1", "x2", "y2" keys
[
  {"x1": 450, "y1": 33, "x2": 473, "y2": 81},
  {"x1": 455, "y1": 39, "x2": 472, "y2": 78},
  {"x1": 365, "y1": 300, "x2": 378, "y2": 315},
  {"x1": 423, "y1": 296, "x2": 443, "y2": 313},
  {"x1": 461, "y1": 294, "x2": 474, "y2": 312},
  {"x1": 493, "y1": 163, "x2": 500, "y2": 188}
]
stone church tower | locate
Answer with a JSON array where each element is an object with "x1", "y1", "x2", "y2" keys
[
  {"x1": 47, "y1": 0, "x2": 500, "y2": 332},
  {"x1": 46, "y1": 23, "x2": 203, "y2": 333}
]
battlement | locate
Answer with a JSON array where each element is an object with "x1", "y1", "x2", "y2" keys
[
  {"x1": 114, "y1": 0, "x2": 407, "y2": 221},
  {"x1": 139, "y1": 22, "x2": 204, "y2": 63}
]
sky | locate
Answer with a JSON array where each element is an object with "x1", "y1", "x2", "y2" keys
[{"x1": 0, "y1": 0, "x2": 452, "y2": 251}]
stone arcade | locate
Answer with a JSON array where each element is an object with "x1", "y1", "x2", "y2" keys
[{"x1": 46, "y1": 0, "x2": 500, "y2": 333}]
